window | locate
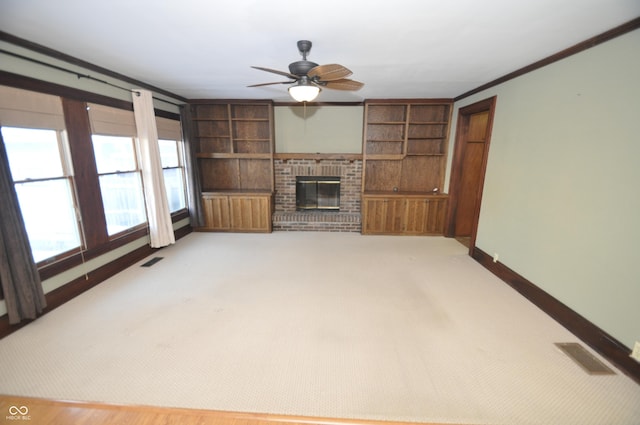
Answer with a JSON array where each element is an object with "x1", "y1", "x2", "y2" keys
[
  {"x1": 92, "y1": 135, "x2": 147, "y2": 236},
  {"x1": 158, "y1": 139, "x2": 187, "y2": 212},
  {"x1": 1, "y1": 126, "x2": 82, "y2": 263}
]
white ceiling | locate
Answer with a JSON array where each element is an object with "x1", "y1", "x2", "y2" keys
[{"x1": 1, "y1": 0, "x2": 639, "y2": 102}]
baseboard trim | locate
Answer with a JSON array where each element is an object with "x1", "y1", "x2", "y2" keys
[{"x1": 471, "y1": 246, "x2": 640, "y2": 385}]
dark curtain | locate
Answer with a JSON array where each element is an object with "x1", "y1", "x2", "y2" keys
[
  {"x1": 180, "y1": 105, "x2": 203, "y2": 227},
  {"x1": 0, "y1": 131, "x2": 46, "y2": 324}
]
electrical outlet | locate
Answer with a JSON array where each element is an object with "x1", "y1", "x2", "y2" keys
[
  {"x1": 493, "y1": 253, "x2": 499, "y2": 263},
  {"x1": 631, "y1": 341, "x2": 640, "y2": 362}
]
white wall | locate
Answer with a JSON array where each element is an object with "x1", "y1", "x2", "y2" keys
[{"x1": 450, "y1": 29, "x2": 640, "y2": 348}]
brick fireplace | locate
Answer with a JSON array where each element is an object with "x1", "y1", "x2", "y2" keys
[{"x1": 273, "y1": 156, "x2": 362, "y2": 232}]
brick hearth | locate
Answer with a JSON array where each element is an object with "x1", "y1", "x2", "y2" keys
[{"x1": 273, "y1": 158, "x2": 362, "y2": 232}]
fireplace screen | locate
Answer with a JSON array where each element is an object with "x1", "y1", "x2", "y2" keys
[{"x1": 296, "y1": 176, "x2": 340, "y2": 211}]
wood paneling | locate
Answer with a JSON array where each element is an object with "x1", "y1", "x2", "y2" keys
[
  {"x1": 202, "y1": 194, "x2": 231, "y2": 229},
  {"x1": 201, "y1": 192, "x2": 272, "y2": 233},
  {"x1": 362, "y1": 196, "x2": 405, "y2": 234},
  {"x1": 229, "y1": 196, "x2": 271, "y2": 231},
  {"x1": 363, "y1": 160, "x2": 402, "y2": 192},
  {"x1": 362, "y1": 194, "x2": 448, "y2": 235}
]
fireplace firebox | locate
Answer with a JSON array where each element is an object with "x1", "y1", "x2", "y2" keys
[{"x1": 296, "y1": 176, "x2": 340, "y2": 211}]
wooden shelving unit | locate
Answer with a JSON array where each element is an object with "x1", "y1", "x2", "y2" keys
[
  {"x1": 191, "y1": 101, "x2": 274, "y2": 232},
  {"x1": 362, "y1": 99, "x2": 452, "y2": 235}
]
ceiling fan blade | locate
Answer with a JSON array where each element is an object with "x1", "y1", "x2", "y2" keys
[
  {"x1": 247, "y1": 81, "x2": 294, "y2": 87},
  {"x1": 251, "y1": 66, "x2": 299, "y2": 80},
  {"x1": 323, "y1": 79, "x2": 364, "y2": 91},
  {"x1": 308, "y1": 64, "x2": 353, "y2": 81}
]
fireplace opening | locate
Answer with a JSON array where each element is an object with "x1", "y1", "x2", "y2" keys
[{"x1": 296, "y1": 176, "x2": 340, "y2": 211}]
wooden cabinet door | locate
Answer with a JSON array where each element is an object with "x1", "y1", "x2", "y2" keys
[
  {"x1": 202, "y1": 195, "x2": 231, "y2": 230},
  {"x1": 229, "y1": 196, "x2": 272, "y2": 232},
  {"x1": 405, "y1": 197, "x2": 448, "y2": 234},
  {"x1": 362, "y1": 197, "x2": 405, "y2": 234},
  {"x1": 404, "y1": 198, "x2": 429, "y2": 234}
]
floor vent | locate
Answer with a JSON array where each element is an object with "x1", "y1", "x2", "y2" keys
[
  {"x1": 141, "y1": 257, "x2": 163, "y2": 267},
  {"x1": 555, "y1": 342, "x2": 615, "y2": 375}
]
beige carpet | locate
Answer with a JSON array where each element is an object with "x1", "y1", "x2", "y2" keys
[{"x1": 0, "y1": 232, "x2": 639, "y2": 424}]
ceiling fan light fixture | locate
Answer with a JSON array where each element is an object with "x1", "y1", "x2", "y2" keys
[{"x1": 288, "y1": 83, "x2": 320, "y2": 102}]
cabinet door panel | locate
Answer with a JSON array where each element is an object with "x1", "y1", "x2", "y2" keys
[
  {"x1": 229, "y1": 196, "x2": 271, "y2": 232},
  {"x1": 404, "y1": 198, "x2": 429, "y2": 234},
  {"x1": 362, "y1": 197, "x2": 404, "y2": 234},
  {"x1": 202, "y1": 195, "x2": 231, "y2": 229},
  {"x1": 424, "y1": 197, "x2": 448, "y2": 234}
]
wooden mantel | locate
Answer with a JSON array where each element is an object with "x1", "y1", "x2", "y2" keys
[{"x1": 273, "y1": 153, "x2": 362, "y2": 162}]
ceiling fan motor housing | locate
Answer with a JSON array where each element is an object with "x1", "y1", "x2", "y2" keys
[{"x1": 289, "y1": 60, "x2": 319, "y2": 76}]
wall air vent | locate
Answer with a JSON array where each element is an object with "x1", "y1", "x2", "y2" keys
[
  {"x1": 555, "y1": 342, "x2": 615, "y2": 375},
  {"x1": 141, "y1": 257, "x2": 164, "y2": 267}
]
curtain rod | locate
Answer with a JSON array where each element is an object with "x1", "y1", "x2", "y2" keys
[{"x1": 0, "y1": 49, "x2": 183, "y2": 107}]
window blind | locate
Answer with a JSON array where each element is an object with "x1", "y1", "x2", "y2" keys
[{"x1": 0, "y1": 85, "x2": 65, "y2": 130}]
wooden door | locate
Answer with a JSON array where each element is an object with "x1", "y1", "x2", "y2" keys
[{"x1": 447, "y1": 97, "x2": 496, "y2": 247}]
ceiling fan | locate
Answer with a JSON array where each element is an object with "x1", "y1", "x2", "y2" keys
[{"x1": 248, "y1": 40, "x2": 364, "y2": 102}]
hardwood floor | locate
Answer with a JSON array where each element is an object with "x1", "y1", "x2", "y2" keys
[
  {"x1": 454, "y1": 236, "x2": 471, "y2": 248},
  {"x1": 0, "y1": 395, "x2": 464, "y2": 425}
]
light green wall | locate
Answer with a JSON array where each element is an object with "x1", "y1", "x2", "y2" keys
[
  {"x1": 275, "y1": 105, "x2": 363, "y2": 153},
  {"x1": 450, "y1": 29, "x2": 640, "y2": 348}
]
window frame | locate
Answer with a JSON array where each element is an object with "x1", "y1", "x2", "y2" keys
[
  {"x1": 158, "y1": 137, "x2": 188, "y2": 214},
  {"x1": 0, "y1": 79, "x2": 187, "y2": 286},
  {"x1": 91, "y1": 133, "x2": 149, "y2": 239},
  {"x1": 1, "y1": 125, "x2": 84, "y2": 266}
]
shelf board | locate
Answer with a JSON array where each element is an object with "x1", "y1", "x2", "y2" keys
[
  {"x1": 363, "y1": 154, "x2": 405, "y2": 160},
  {"x1": 409, "y1": 122, "x2": 449, "y2": 125},
  {"x1": 407, "y1": 137, "x2": 445, "y2": 140},
  {"x1": 406, "y1": 153, "x2": 445, "y2": 157},
  {"x1": 367, "y1": 122, "x2": 407, "y2": 126},
  {"x1": 231, "y1": 118, "x2": 270, "y2": 122},
  {"x1": 197, "y1": 153, "x2": 272, "y2": 159},
  {"x1": 366, "y1": 139, "x2": 404, "y2": 143},
  {"x1": 233, "y1": 138, "x2": 271, "y2": 142}
]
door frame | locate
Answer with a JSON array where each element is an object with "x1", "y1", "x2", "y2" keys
[{"x1": 446, "y1": 96, "x2": 497, "y2": 252}]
